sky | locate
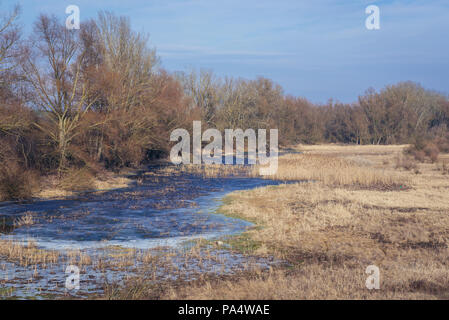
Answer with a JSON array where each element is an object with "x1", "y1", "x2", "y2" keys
[{"x1": 3, "y1": 0, "x2": 449, "y2": 103}]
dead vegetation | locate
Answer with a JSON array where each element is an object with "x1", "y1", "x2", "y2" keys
[
  {"x1": 160, "y1": 144, "x2": 449, "y2": 299},
  {"x1": 0, "y1": 240, "x2": 59, "y2": 267},
  {"x1": 254, "y1": 146, "x2": 409, "y2": 190},
  {"x1": 58, "y1": 168, "x2": 95, "y2": 192},
  {"x1": 0, "y1": 161, "x2": 40, "y2": 201},
  {"x1": 36, "y1": 171, "x2": 132, "y2": 200},
  {"x1": 13, "y1": 212, "x2": 35, "y2": 227}
]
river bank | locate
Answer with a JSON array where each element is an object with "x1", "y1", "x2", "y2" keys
[{"x1": 108, "y1": 144, "x2": 449, "y2": 299}]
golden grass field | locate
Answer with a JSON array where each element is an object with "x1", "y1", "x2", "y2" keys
[{"x1": 162, "y1": 144, "x2": 449, "y2": 299}]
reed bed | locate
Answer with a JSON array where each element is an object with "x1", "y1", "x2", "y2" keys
[
  {"x1": 254, "y1": 153, "x2": 407, "y2": 190},
  {"x1": 0, "y1": 240, "x2": 59, "y2": 267}
]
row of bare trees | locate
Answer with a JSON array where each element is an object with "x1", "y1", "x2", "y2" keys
[
  {"x1": 176, "y1": 70, "x2": 449, "y2": 146},
  {"x1": 1, "y1": 5, "x2": 449, "y2": 199}
]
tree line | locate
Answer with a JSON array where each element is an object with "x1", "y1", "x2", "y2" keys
[{"x1": 1, "y1": 7, "x2": 448, "y2": 198}]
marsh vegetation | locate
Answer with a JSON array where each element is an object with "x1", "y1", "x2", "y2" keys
[{"x1": 147, "y1": 145, "x2": 449, "y2": 300}]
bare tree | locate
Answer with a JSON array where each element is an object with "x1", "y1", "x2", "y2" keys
[
  {"x1": 178, "y1": 69, "x2": 220, "y2": 127},
  {"x1": 20, "y1": 15, "x2": 96, "y2": 175},
  {"x1": 0, "y1": 3, "x2": 20, "y2": 73},
  {"x1": 0, "y1": 3, "x2": 21, "y2": 104},
  {"x1": 217, "y1": 77, "x2": 258, "y2": 130},
  {"x1": 77, "y1": 12, "x2": 162, "y2": 163},
  {"x1": 95, "y1": 11, "x2": 158, "y2": 111}
]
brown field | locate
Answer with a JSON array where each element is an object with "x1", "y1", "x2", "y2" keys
[{"x1": 159, "y1": 144, "x2": 449, "y2": 299}]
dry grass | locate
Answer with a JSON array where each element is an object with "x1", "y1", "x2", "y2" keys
[
  {"x1": 254, "y1": 146, "x2": 409, "y2": 190},
  {"x1": 295, "y1": 144, "x2": 408, "y2": 155},
  {"x1": 37, "y1": 171, "x2": 132, "y2": 200},
  {"x1": 164, "y1": 144, "x2": 449, "y2": 299},
  {"x1": 0, "y1": 239, "x2": 94, "y2": 270},
  {"x1": 165, "y1": 264, "x2": 449, "y2": 300},
  {"x1": 0, "y1": 240, "x2": 60, "y2": 267},
  {"x1": 93, "y1": 173, "x2": 132, "y2": 191},
  {"x1": 13, "y1": 211, "x2": 35, "y2": 227},
  {"x1": 59, "y1": 168, "x2": 95, "y2": 192}
]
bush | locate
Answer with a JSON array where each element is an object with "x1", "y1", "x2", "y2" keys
[
  {"x1": 395, "y1": 155, "x2": 418, "y2": 171},
  {"x1": 423, "y1": 143, "x2": 439, "y2": 163},
  {"x1": 59, "y1": 167, "x2": 95, "y2": 192},
  {"x1": 0, "y1": 161, "x2": 39, "y2": 201},
  {"x1": 407, "y1": 136, "x2": 445, "y2": 163},
  {"x1": 412, "y1": 150, "x2": 426, "y2": 162},
  {"x1": 434, "y1": 135, "x2": 449, "y2": 153},
  {"x1": 442, "y1": 161, "x2": 449, "y2": 175}
]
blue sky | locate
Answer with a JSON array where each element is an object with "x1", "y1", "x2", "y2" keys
[{"x1": 3, "y1": 0, "x2": 449, "y2": 103}]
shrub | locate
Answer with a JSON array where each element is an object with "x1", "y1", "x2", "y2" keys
[
  {"x1": 395, "y1": 155, "x2": 418, "y2": 171},
  {"x1": 407, "y1": 138, "x2": 443, "y2": 163},
  {"x1": 59, "y1": 167, "x2": 95, "y2": 192},
  {"x1": 0, "y1": 161, "x2": 39, "y2": 201},
  {"x1": 439, "y1": 161, "x2": 449, "y2": 175},
  {"x1": 433, "y1": 133, "x2": 449, "y2": 153},
  {"x1": 412, "y1": 150, "x2": 426, "y2": 162}
]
